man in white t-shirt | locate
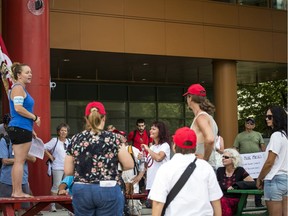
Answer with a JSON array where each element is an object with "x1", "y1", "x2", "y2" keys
[{"x1": 149, "y1": 127, "x2": 222, "y2": 216}]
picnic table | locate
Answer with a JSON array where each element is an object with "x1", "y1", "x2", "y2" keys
[
  {"x1": 0, "y1": 195, "x2": 73, "y2": 216},
  {"x1": 227, "y1": 189, "x2": 268, "y2": 216}
]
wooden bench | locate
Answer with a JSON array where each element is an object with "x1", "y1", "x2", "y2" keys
[
  {"x1": 125, "y1": 193, "x2": 147, "y2": 201},
  {"x1": 0, "y1": 195, "x2": 73, "y2": 216},
  {"x1": 227, "y1": 189, "x2": 268, "y2": 216}
]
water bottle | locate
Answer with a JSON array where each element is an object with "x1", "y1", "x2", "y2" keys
[{"x1": 140, "y1": 147, "x2": 146, "y2": 171}]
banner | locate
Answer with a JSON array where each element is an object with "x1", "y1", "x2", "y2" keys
[
  {"x1": 0, "y1": 35, "x2": 15, "y2": 95},
  {"x1": 240, "y1": 152, "x2": 265, "y2": 179}
]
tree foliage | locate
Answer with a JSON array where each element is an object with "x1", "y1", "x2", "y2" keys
[{"x1": 237, "y1": 79, "x2": 287, "y2": 137}]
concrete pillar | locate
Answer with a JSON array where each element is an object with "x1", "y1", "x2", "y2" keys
[
  {"x1": 2, "y1": 0, "x2": 51, "y2": 195},
  {"x1": 213, "y1": 60, "x2": 238, "y2": 148}
]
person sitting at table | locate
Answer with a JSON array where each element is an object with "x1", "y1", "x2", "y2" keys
[{"x1": 216, "y1": 148, "x2": 254, "y2": 216}]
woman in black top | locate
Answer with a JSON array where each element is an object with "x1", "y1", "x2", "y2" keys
[{"x1": 216, "y1": 148, "x2": 254, "y2": 216}]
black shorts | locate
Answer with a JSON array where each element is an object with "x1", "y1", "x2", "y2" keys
[{"x1": 7, "y1": 126, "x2": 33, "y2": 144}]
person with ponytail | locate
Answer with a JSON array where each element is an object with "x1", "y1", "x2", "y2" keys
[
  {"x1": 64, "y1": 101, "x2": 134, "y2": 216},
  {"x1": 7, "y1": 62, "x2": 40, "y2": 198}
]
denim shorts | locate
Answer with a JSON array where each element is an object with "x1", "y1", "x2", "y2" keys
[
  {"x1": 264, "y1": 174, "x2": 288, "y2": 201},
  {"x1": 72, "y1": 183, "x2": 124, "y2": 216},
  {"x1": 7, "y1": 126, "x2": 32, "y2": 144}
]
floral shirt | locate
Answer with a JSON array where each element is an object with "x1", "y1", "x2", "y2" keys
[{"x1": 67, "y1": 130, "x2": 122, "y2": 184}]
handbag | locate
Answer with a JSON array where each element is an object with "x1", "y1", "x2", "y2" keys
[
  {"x1": 46, "y1": 138, "x2": 58, "y2": 176},
  {"x1": 125, "y1": 182, "x2": 134, "y2": 196},
  {"x1": 161, "y1": 158, "x2": 197, "y2": 216},
  {"x1": 232, "y1": 181, "x2": 257, "y2": 189}
]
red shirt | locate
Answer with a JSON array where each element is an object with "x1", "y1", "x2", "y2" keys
[{"x1": 127, "y1": 130, "x2": 152, "y2": 151}]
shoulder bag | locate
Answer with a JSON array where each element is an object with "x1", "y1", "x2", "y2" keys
[
  {"x1": 161, "y1": 157, "x2": 197, "y2": 216},
  {"x1": 46, "y1": 138, "x2": 58, "y2": 176}
]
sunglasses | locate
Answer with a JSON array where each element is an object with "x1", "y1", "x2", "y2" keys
[
  {"x1": 222, "y1": 155, "x2": 232, "y2": 159},
  {"x1": 265, "y1": 115, "x2": 273, "y2": 120}
]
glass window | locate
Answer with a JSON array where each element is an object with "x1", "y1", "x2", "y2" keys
[
  {"x1": 104, "y1": 102, "x2": 127, "y2": 132},
  {"x1": 67, "y1": 101, "x2": 88, "y2": 118},
  {"x1": 129, "y1": 102, "x2": 156, "y2": 118},
  {"x1": 67, "y1": 118, "x2": 86, "y2": 136},
  {"x1": 239, "y1": 0, "x2": 268, "y2": 7},
  {"x1": 51, "y1": 82, "x2": 66, "y2": 100},
  {"x1": 158, "y1": 87, "x2": 184, "y2": 102},
  {"x1": 210, "y1": 0, "x2": 236, "y2": 3},
  {"x1": 99, "y1": 85, "x2": 127, "y2": 101},
  {"x1": 105, "y1": 118, "x2": 127, "y2": 133},
  {"x1": 272, "y1": 0, "x2": 287, "y2": 10},
  {"x1": 104, "y1": 102, "x2": 126, "y2": 118},
  {"x1": 158, "y1": 118, "x2": 185, "y2": 136},
  {"x1": 51, "y1": 101, "x2": 66, "y2": 117},
  {"x1": 129, "y1": 86, "x2": 156, "y2": 101},
  {"x1": 158, "y1": 103, "x2": 183, "y2": 118},
  {"x1": 67, "y1": 84, "x2": 97, "y2": 100}
]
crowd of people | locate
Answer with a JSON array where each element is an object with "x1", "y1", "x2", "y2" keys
[{"x1": 0, "y1": 74, "x2": 287, "y2": 216}]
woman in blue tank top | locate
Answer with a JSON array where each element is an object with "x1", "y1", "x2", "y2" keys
[{"x1": 7, "y1": 62, "x2": 41, "y2": 198}]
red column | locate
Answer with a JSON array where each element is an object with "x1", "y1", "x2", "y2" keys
[{"x1": 2, "y1": 0, "x2": 51, "y2": 195}]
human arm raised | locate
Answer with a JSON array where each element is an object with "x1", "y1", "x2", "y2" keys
[
  {"x1": 141, "y1": 144, "x2": 167, "y2": 162},
  {"x1": 216, "y1": 136, "x2": 224, "y2": 154},
  {"x1": 118, "y1": 143, "x2": 134, "y2": 170}
]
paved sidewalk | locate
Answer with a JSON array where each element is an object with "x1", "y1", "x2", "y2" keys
[{"x1": 41, "y1": 209, "x2": 71, "y2": 216}]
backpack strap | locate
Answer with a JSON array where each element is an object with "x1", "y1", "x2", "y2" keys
[
  {"x1": 161, "y1": 158, "x2": 197, "y2": 216},
  {"x1": 128, "y1": 145, "x2": 138, "y2": 175},
  {"x1": 50, "y1": 138, "x2": 59, "y2": 155}
]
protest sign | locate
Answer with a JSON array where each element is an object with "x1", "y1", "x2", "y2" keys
[{"x1": 240, "y1": 152, "x2": 265, "y2": 178}]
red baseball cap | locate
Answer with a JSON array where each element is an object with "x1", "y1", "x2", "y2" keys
[
  {"x1": 183, "y1": 84, "x2": 206, "y2": 97},
  {"x1": 113, "y1": 129, "x2": 126, "y2": 137},
  {"x1": 85, "y1": 101, "x2": 106, "y2": 116},
  {"x1": 173, "y1": 127, "x2": 197, "y2": 149}
]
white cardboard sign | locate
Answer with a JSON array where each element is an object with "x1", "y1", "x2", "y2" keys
[{"x1": 240, "y1": 152, "x2": 265, "y2": 179}]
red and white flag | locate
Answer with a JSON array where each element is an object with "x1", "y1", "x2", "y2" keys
[{"x1": 0, "y1": 34, "x2": 14, "y2": 95}]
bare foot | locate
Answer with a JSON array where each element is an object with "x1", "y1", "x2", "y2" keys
[{"x1": 12, "y1": 193, "x2": 34, "y2": 198}]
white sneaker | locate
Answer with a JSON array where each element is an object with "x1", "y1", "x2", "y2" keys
[
  {"x1": 68, "y1": 212, "x2": 74, "y2": 216},
  {"x1": 50, "y1": 204, "x2": 57, "y2": 212}
]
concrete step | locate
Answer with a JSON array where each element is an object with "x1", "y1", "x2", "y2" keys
[{"x1": 141, "y1": 206, "x2": 152, "y2": 215}]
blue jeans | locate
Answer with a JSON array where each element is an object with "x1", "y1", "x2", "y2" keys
[
  {"x1": 72, "y1": 183, "x2": 124, "y2": 216},
  {"x1": 264, "y1": 174, "x2": 288, "y2": 201}
]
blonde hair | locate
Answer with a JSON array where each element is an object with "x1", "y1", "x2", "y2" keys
[
  {"x1": 86, "y1": 107, "x2": 105, "y2": 133},
  {"x1": 11, "y1": 62, "x2": 28, "y2": 80},
  {"x1": 223, "y1": 148, "x2": 242, "y2": 168}
]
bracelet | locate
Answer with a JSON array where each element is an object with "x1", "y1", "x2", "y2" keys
[{"x1": 33, "y1": 115, "x2": 38, "y2": 122}]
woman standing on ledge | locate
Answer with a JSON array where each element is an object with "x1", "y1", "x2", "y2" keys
[{"x1": 7, "y1": 62, "x2": 41, "y2": 198}]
